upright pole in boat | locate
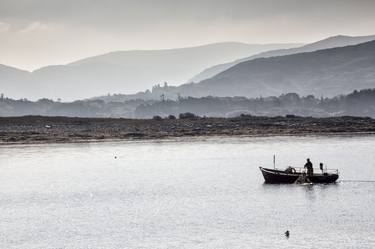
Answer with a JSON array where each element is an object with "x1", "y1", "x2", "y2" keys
[{"x1": 273, "y1": 155, "x2": 276, "y2": 169}]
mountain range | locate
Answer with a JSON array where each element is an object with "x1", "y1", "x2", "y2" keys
[
  {"x1": 189, "y1": 35, "x2": 375, "y2": 82},
  {"x1": 2, "y1": 34, "x2": 375, "y2": 102},
  {"x1": 0, "y1": 42, "x2": 299, "y2": 101}
]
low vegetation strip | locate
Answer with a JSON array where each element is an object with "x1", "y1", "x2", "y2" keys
[{"x1": 1, "y1": 115, "x2": 375, "y2": 144}]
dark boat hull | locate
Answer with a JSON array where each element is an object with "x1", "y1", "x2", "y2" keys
[{"x1": 260, "y1": 167, "x2": 339, "y2": 184}]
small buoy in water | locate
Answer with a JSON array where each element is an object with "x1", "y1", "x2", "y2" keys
[
  {"x1": 114, "y1": 156, "x2": 117, "y2": 159},
  {"x1": 285, "y1": 230, "x2": 290, "y2": 238}
]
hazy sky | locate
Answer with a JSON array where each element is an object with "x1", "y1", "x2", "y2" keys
[{"x1": 1, "y1": 0, "x2": 375, "y2": 70}]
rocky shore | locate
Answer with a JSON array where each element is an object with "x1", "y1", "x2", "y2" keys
[{"x1": 1, "y1": 115, "x2": 375, "y2": 144}]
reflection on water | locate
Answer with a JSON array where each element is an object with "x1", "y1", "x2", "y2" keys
[{"x1": 0, "y1": 135, "x2": 375, "y2": 248}]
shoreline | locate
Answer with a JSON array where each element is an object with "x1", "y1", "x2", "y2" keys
[{"x1": 1, "y1": 115, "x2": 375, "y2": 145}]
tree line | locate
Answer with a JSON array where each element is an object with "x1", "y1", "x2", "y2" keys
[{"x1": 1, "y1": 89, "x2": 375, "y2": 118}]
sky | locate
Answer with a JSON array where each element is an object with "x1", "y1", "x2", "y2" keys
[{"x1": 0, "y1": 0, "x2": 375, "y2": 71}]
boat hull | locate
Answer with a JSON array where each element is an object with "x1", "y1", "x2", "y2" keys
[{"x1": 260, "y1": 167, "x2": 338, "y2": 184}]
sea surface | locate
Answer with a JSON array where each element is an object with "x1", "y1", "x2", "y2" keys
[{"x1": 0, "y1": 135, "x2": 375, "y2": 249}]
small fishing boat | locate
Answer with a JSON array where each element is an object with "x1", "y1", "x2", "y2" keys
[{"x1": 259, "y1": 167, "x2": 339, "y2": 184}]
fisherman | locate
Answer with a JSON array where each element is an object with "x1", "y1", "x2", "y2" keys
[{"x1": 304, "y1": 158, "x2": 313, "y2": 176}]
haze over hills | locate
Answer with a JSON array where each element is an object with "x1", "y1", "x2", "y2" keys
[
  {"x1": 190, "y1": 35, "x2": 375, "y2": 83},
  {"x1": 0, "y1": 65, "x2": 31, "y2": 98},
  {"x1": 0, "y1": 42, "x2": 299, "y2": 101}
]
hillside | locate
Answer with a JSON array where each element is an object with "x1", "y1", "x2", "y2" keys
[
  {"x1": 174, "y1": 40, "x2": 375, "y2": 98},
  {"x1": 0, "y1": 42, "x2": 299, "y2": 101},
  {"x1": 190, "y1": 35, "x2": 375, "y2": 82}
]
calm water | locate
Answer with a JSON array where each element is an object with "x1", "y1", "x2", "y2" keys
[{"x1": 1, "y1": 135, "x2": 375, "y2": 249}]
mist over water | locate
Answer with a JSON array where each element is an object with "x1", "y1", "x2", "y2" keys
[{"x1": 0, "y1": 135, "x2": 375, "y2": 248}]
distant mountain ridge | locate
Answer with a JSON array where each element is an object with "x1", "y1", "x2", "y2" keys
[
  {"x1": 190, "y1": 35, "x2": 375, "y2": 82},
  {"x1": 175, "y1": 40, "x2": 375, "y2": 98},
  {"x1": 0, "y1": 42, "x2": 300, "y2": 101}
]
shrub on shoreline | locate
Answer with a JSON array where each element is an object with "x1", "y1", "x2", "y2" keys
[{"x1": 179, "y1": 112, "x2": 199, "y2": 119}]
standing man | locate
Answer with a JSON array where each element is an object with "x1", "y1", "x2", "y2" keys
[{"x1": 304, "y1": 158, "x2": 314, "y2": 176}]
